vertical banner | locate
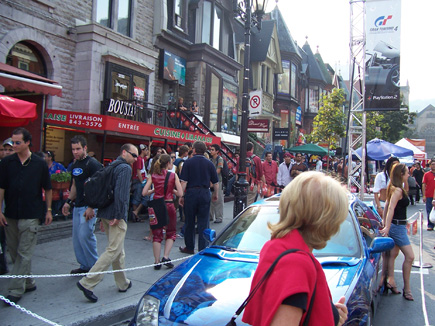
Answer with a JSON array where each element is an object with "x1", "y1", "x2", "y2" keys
[{"x1": 365, "y1": 0, "x2": 401, "y2": 111}]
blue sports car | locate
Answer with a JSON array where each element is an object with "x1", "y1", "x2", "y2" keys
[{"x1": 129, "y1": 194, "x2": 394, "y2": 326}]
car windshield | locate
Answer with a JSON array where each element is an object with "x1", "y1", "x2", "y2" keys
[{"x1": 214, "y1": 205, "x2": 361, "y2": 258}]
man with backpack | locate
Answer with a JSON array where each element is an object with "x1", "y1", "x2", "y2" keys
[
  {"x1": 209, "y1": 144, "x2": 225, "y2": 223},
  {"x1": 245, "y1": 142, "x2": 265, "y2": 206},
  {"x1": 62, "y1": 136, "x2": 102, "y2": 274},
  {"x1": 77, "y1": 143, "x2": 137, "y2": 302}
]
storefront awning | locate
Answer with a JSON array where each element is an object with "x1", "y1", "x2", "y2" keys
[
  {"x1": 0, "y1": 95, "x2": 37, "y2": 127},
  {"x1": 44, "y1": 109, "x2": 221, "y2": 145},
  {"x1": 0, "y1": 63, "x2": 62, "y2": 97},
  {"x1": 215, "y1": 132, "x2": 240, "y2": 146}
]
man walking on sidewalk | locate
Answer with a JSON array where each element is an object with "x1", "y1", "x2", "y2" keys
[
  {"x1": 77, "y1": 144, "x2": 137, "y2": 302},
  {"x1": 62, "y1": 135, "x2": 102, "y2": 274},
  {"x1": 209, "y1": 144, "x2": 224, "y2": 223},
  {"x1": 179, "y1": 141, "x2": 218, "y2": 253},
  {"x1": 0, "y1": 127, "x2": 53, "y2": 305}
]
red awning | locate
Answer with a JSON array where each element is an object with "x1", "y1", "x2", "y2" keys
[
  {"x1": 0, "y1": 95, "x2": 37, "y2": 127},
  {"x1": 0, "y1": 63, "x2": 62, "y2": 97}
]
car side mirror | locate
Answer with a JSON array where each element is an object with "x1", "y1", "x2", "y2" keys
[
  {"x1": 368, "y1": 237, "x2": 395, "y2": 255},
  {"x1": 203, "y1": 228, "x2": 216, "y2": 243}
]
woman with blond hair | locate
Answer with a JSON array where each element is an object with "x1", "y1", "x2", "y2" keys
[
  {"x1": 381, "y1": 163, "x2": 415, "y2": 300},
  {"x1": 243, "y1": 172, "x2": 348, "y2": 326},
  {"x1": 142, "y1": 154, "x2": 183, "y2": 269}
]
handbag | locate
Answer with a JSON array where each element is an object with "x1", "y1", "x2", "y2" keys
[
  {"x1": 225, "y1": 249, "x2": 317, "y2": 326},
  {"x1": 148, "y1": 172, "x2": 171, "y2": 230}
]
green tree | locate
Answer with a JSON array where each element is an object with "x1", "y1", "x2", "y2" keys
[{"x1": 309, "y1": 88, "x2": 347, "y2": 169}]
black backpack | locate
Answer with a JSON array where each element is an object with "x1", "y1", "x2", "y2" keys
[
  {"x1": 83, "y1": 160, "x2": 128, "y2": 209},
  {"x1": 221, "y1": 158, "x2": 230, "y2": 188}
]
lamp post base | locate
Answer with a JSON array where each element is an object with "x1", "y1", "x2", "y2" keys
[{"x1": 233, "y1": 173, "x2": 249, "y2": 218}]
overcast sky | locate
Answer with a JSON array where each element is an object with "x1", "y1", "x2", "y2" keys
[{"x1": 266, "y1": 0, "x2": 435, "y2": 112}]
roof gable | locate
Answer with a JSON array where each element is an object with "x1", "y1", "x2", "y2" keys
[
  {"x1": 302, "y1": 41, "x2": 327, "y2": 83},
  {"x1": 270, "y1": 7, "x2": 301, "y2": 58}
]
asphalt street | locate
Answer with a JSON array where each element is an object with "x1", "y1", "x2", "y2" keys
[{"x1": 1, "y1": 198, "x2": 435, "y2": 326}]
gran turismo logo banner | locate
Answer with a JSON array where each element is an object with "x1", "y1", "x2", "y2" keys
[{"x1": 365, "y1": 0, "x2": 401, "y2": 111}]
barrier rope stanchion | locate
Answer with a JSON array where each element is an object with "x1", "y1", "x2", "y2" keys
[{"x1": 412, "y1": 209, "x2": 432, "y2": 269}]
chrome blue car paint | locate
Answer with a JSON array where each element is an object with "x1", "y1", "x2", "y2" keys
[{"x1": 130, "y1": 195, "x2": 392, "y2": 326}]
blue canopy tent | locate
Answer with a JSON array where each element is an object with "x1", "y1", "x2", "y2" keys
[{"x1": 355, "y1": 138, "x2": 414, "y2": 161}]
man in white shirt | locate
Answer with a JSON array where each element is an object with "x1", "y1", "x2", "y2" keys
[{"x1": 277, "y1": 152, "x2": 293, "y2": 188}]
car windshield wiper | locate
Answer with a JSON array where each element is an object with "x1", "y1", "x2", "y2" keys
[{"x1": 210, "y1": 245, "x2": 237, "y2": 252}]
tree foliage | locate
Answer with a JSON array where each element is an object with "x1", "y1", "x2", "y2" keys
[
  {"x1": 308, "y1": 88, "x2": 347, "y2": 149},
  {"x1": 361, "y1": 109, "x2": 416, "y2": 143}
]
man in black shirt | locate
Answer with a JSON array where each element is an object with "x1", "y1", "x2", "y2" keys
[
  {"x1": 0, "y1": 128, "x2": 52, "y2": 305},
  {"x1": 179, "y1": 141, "x2": 218, "y2": 253},
  {"x1": 62, "y1": 136, "x2": 102, "y2": 274}
]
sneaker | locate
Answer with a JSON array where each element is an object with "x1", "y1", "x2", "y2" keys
[{"x1": 176, "y1": 233, "x2": 184, "y2": 239}]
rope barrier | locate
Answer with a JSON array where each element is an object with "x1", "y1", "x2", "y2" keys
[
  {"x1": 0, "y1": 295, "x2": 63, "y2": 326},
  {"x1": 0, "y1": 255, "x2": 192, "y2": 279},
  {"x1": 0, "y1": 254, "x2": 193, "y2": 325}
]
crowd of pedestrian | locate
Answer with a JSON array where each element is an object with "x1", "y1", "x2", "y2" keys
[{"x1": 1, "y1": 127, "x2": 434, "y2": 311}]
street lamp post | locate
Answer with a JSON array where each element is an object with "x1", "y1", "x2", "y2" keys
[{"x1": 233, "y1": 0, "x2": 267, "y2": 218}]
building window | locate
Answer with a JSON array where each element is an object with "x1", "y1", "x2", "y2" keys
[
  {"x1": 212, "y1": 6, "x2": 222, "y2": 50},
  {"x1": 309, "y1": 85, "x2": 319, "y2": 113},
  {"x1": 278, "y1": 60, "x2": 290, "y2": 94},
  {"x1": 291, "y1": 63, "x2": 296, "y2": 98},
  {"x1": 174, "y1": 0, "x2": 184, "y2": 28},
  {"x1": 95, "y1": 0, "x2": 132, "y2": 37},
  {"x1": 266, "y1": 67, "x2": 270, "y2": 93},
  {"x1": 96, "y1": 0, "x2": 111, "y2": 27},
  {"x1": 209, "y1": 72, "x2": 220, "y2": 132},
  {"x1": 117, "y1": 0, "x2": 131, "y2": 36},
  {"x1": 6, "y1": 42, "x2": 47, "y2": 77}
]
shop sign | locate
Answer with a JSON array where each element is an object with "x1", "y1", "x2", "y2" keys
[
  {"x1": 273, "y1": 128, "x2": 289, "y2": 140},
  {"x1": 44, "y1": 109, "x2": 220, "y2": 145},
  {"x1": 296, "y1": 106, "x2": 302, "y2": 125},
  {"x1": 44, "y1": 111, "x2": 104, "y2": 129},
  {"x1": 247, "y1": 119, "x2": 269, "y2": 132},
  {"x1": 106, "y1": 98, "x2": 138, "y2": 117}
]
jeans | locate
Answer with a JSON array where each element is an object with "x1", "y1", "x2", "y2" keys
[
  {"x1": 4, "y1": 218, "x2": 38, "y2": 296},
  {"x1": 73, "y1": 206, "x2": 98, "y2": 270},
  {"x1": 225, "y1": 174, "x2": 236, "y2": 196},
  {"x1": 210, "y1": 182, "x2": 224, "y2": 222},
  {"x1": 183, "y1": 188, "x2": 211, "y2": 251},
  {"x1": 426, "y1": 198, "x2": 434, "y2": 229},
  {"x1": 131, "y1": 181, "x2": 144, "y2": 206}
]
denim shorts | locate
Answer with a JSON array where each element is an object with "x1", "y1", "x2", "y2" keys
[{"x1": 389, "y1": 223, "x2": 410, "y2": 247}]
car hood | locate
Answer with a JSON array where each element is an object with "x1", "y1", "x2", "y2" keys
[{"x1": 146, "y1": 248, "x2": 362, "y2": 325}]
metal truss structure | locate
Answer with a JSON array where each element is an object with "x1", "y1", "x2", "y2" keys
[{"x1": 348, "y1": 0, "x2": 367, "y2": 199}]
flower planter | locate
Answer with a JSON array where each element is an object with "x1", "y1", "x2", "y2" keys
[{"x1": 52, "y1": 181, "x2": 70, "y2": 190}]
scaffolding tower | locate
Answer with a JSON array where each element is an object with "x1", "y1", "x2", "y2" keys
[{"x1": 348, "y1": 0, "x2": 366, "y2": 200}]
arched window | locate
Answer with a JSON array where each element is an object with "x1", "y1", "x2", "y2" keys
[{"x1": 6, "y1": 42, "x2": 47, "y2": 77}]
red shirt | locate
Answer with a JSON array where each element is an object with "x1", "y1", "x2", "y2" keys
[
  {"x1": 152, "y1": 170, "x2": 175, "y2": 201},
  {"x1": 242, "y1": 230, "x2": 335, "y2": 326},
  {"x1": 262, "y1": 160, "x2": 278, "y2": 185},
  {"x1": 132, "y1": 157, "x2": 145, "y2": 181},
  {"x1": 247, "y1": 151, "x2": 263, "y2": 183},
  {"x1": 423, "y1": 171, "x2": 435, "y2": 197}
]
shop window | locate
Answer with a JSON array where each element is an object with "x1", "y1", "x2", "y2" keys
[
  {"x1": 221, "y1": 82, "x2": 238, "y2": 134},
  {"x1": 6, "y1": 42, "x2": 47, "y2": 77},
  {"x1": 104, "y1": 63, "x2": 149, "y2": 122},
  {"x1": 95, "y1": 0, "x2": 132, "y2": 37}
]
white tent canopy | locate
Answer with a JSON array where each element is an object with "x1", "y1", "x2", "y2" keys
[{"x1": 395, "y1": 138, "x2": 427, "y2": 160}]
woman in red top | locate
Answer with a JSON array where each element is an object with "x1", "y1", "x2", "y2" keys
[
  {"x1": 242, "y1": 172, "x2": 348, "y2": 326},
  {"x1": 142, "y1": 154, "x2": 183, "y2": 269}
]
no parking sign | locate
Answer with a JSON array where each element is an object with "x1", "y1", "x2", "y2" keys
[{"x1": 249, "y1": 90, "x2": 262, "y2": 117}]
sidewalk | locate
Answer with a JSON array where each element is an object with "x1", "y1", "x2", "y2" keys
[{"x1": 0, "y1": 200, "x2": 236, "y2": 326}]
